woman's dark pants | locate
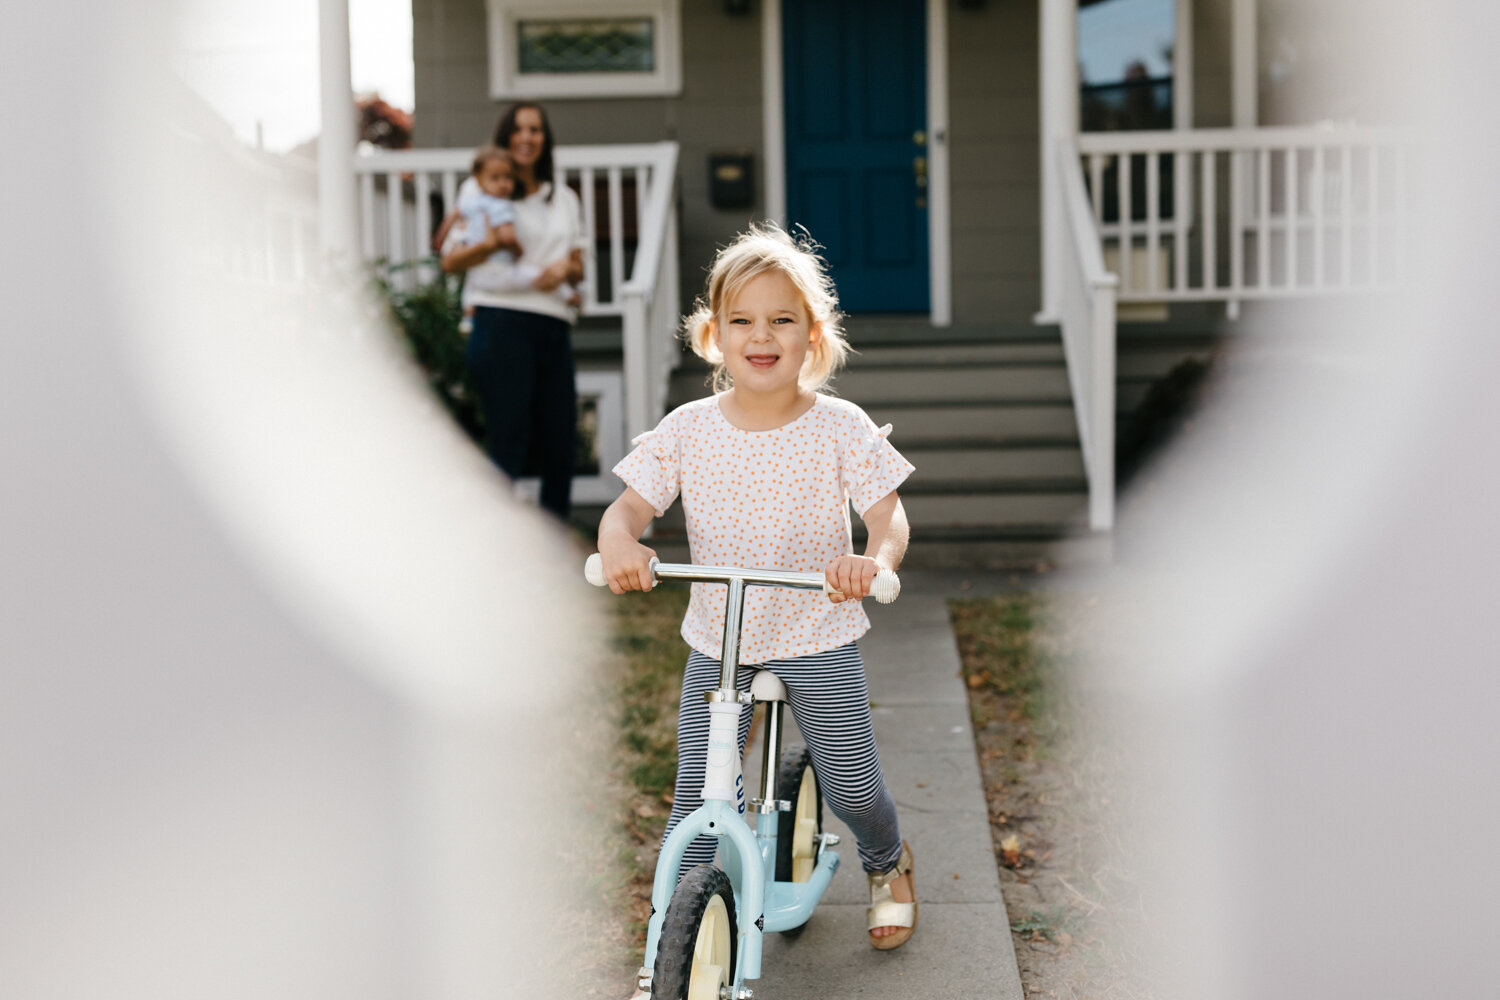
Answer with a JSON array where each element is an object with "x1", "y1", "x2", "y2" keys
[{"x1": 467, "y1": 306, "x2": 576, "y2": 519}]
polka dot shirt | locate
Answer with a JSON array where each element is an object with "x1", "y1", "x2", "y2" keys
[{"x1": 613, "y1": 393, "x2": 915, "y2": 664}]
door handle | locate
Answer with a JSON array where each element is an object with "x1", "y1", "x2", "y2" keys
[{"x1": 914, "y1": 155, "x2": 928, "y2": 189}]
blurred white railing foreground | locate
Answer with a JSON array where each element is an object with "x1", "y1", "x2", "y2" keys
[{"x1": 354, "y1": 141, "x2": 682, "y2": 477}]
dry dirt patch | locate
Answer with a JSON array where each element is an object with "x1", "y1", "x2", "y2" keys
[{"x1": 951, "y1": 590, "x2": 1160, "y2": 1000}]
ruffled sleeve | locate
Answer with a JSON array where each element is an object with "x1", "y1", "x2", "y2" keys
[
  {"x1": 840, "y1": 411, "x2": 916, "y2": 517},
  {"x1": 612, "y1": 411, "x2": 682, "y2": 516}
]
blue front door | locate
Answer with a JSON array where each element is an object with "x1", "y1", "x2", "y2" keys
[{"x1": 783, "y1": 0, "x2": 929, "y2": 314}]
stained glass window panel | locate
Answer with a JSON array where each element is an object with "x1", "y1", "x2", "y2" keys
[{"x1": 516, "y1": 18, "x2": 655, "y2": 75}]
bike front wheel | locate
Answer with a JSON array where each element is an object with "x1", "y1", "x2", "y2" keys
[{"x1": 652, "y1": 864, "x2": 738, "y2": 1000}]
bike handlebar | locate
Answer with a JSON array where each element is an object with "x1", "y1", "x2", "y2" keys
[{"x1": 584, "y1": 553, "x2": 901, "y2": 604}]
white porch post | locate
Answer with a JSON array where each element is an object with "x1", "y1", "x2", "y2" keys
[
  {"x1": 318, "y1": 0, "x2": 359, "y2": 266},
  {"x1": 1038, "y1": 0, "x2": 1079, "y2": 323},
  {"x1": 1232, "y1": 0, "x2": 1257, "y2": 128},
  {"x1": 1227, "y1": 0, "x2": 1256, "y2": 319}
]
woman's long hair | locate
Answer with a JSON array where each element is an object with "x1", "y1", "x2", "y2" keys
[{"x1": 493, "y1": 102, "x2": 555, "y2": 201}]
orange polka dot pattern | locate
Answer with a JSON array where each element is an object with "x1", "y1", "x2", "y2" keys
[{"x1": 613, "y1": 394, "x2": 915, "y2": 664}]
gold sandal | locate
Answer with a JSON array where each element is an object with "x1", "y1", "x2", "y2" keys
[{"x1": 866, "y1": 840, "x2": 917, "y2": 950}]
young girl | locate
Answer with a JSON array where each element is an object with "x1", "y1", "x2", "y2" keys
[{"x1": 596, "y1": 224, "x2": 918, "y2": 954}]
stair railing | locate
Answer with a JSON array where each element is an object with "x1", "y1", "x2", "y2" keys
[
  {"x1": 1055, "y1": 137, "x2": 1120, "y2": 532},
  {"x1": 353, "y1": 140, "x2": 681, "y2": 447},
  {"x1": 614, "y1": 143, "x2": 680, "y2": 438}
]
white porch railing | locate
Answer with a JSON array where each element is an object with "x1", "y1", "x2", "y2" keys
[
  {"x1": 1055, "y1": 138, "x2": 1120, "y2": 532},
  {"x1": 1076, "y1": 125, "x2": 1411, "y2": 304},
  {"x1": 353, "y1": 141, "x2": 681, "y2": 442},
  {"x1": 1056, "y1": 125, "x2": 1412, "y2": 532}
]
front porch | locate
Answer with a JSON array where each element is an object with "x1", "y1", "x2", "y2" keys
[{"x1": 333, "y1": 0, "x2": 1414, "y2": 545}]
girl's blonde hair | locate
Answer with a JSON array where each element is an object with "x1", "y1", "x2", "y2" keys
[{"x1": 682, "y1": 223, "x2": 849, "y2": 393}]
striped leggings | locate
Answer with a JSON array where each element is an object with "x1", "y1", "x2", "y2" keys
[{"x1": 661, "y1": 642, "x2": 904, "y2": 878}]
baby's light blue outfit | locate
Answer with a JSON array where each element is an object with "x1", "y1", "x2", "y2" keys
[{"x1": 457, "y1": 187, "x2": 518, "y2": 266}]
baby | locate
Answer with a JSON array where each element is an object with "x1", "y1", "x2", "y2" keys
[{"x1": 455, "y1": 146, "x2": 579, "y2": 331}]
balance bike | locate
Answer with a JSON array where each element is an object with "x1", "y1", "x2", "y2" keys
[{"x1": 585, "y1": 554, "x2": 900, "y2": 1000}]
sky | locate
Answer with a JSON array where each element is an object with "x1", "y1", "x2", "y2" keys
[{"x1": 172, "y1": 0, "x2": 413, "y2": 153}]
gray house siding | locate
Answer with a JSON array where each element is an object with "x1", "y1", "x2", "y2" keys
[
  {"x1": 413, "y1": 1, "x2": 764, "y2": 315},
  {"x1": 411, "y1": 1, "x2": 1060, "y2": 325},
  {"x1": 947, "y1": 2, "x2": 1041, "y2": 323},
  {"x1": 1193, "y1": 0, "x2": 1236, "y2": 128}
]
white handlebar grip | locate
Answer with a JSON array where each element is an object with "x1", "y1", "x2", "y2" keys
[
  {"x1": 823, "y1": 570, "x2": 902, "y2": 603},
  {"x1": 584, "y1": 553, "x2": 607, "y2": 587}
]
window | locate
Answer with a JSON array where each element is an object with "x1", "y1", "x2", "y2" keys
[
  {"x1": 487, "y1": 0, "x2": 682, "y2": 99},
  {"x1": 1078, "y1": 0, "x2": 1175, "y2": 133},
  {"x1": 1079, "y1": 0, "x2": 1177, "y2": 224}
]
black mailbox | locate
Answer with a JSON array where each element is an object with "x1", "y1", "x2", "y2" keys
[{"x1": 708, "y1": 151, "x2": 754, "y2": 210}]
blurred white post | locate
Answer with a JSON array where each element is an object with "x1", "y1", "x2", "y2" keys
[
  {"x1": 1038, "y1": 0, "x2": 1079, "y2": 322},
  {"x1": 318, "y1": 0, "x2": 358, "y2": 265},
  {"x1": 1227, "y1": 0, "x2": 1256, "y2": 318}
]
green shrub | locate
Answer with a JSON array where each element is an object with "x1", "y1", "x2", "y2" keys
[{"x1": 373, "y1": 260, "x2": 485, "y2": 445}]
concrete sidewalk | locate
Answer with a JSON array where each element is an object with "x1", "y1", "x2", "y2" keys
[{"x1": 744, "y1": 584, "x2": 1025, "y2": 1000}]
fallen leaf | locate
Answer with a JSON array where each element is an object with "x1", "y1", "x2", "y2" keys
[{"x1": 1001, "y1": 834, "x2": 1022, "y2": 867}]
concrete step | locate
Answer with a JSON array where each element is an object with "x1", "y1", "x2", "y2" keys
[
  {"x1": 826, "y1": 364, "x2": 1070, "y2": 403},
  {"x1": 901, "y1": 443, "x2": 1084, "y2": 481},
  {"x1": 842, "y1": 318, "x2": 1062, "y2": 345},
  {"x1": 868, "y1": 401, "x2": 1079, "y2": 441},
  {"x1": 900, "y1": 486, "x2": 1089, "y2": 530},
  {"x1": 670, "y1": 362, "x2": 1071, "y2": 407},
  {"x1": 844, "y1": 341, "x2": 1066, "y2": 367},
  {"x1": 669, "y1": 342, "x2": 1066, "y2": 376}
]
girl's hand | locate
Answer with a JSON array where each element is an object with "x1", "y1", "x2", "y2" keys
[
  {"x1": 825, "y1": 555, "x2": 881, "y2": 603},
  {"x1": 532, "y1": 257, "x2": 572, "y2": 292},
  {"x1": 599, "y1": 536, "x2": 658, "y2": 595}
]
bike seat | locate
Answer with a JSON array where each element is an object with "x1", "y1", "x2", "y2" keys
[{"x1": 750, "y1": 670, "x2": 788, "y2": 703}]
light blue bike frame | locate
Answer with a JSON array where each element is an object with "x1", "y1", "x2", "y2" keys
[{"x1": 638, "y1": 561, "x2": 842, "y2": 993}]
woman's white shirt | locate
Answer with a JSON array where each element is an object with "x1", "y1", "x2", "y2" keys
[{"x1": 447, "y1": 176, "x2": 587, "y2": 321}]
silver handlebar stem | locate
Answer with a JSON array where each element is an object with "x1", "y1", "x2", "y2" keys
[
  {"x1": 719, "y1": 577, "x2": 747, "y2": 689},
  {"x1": 648, "y1": 559, "x2": 829, "y2": 689}
]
